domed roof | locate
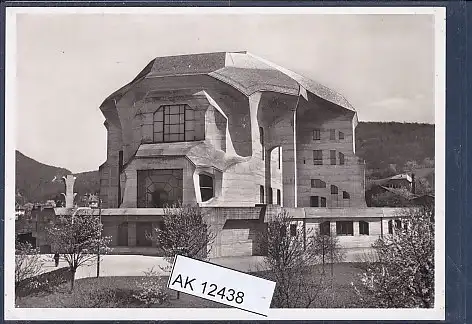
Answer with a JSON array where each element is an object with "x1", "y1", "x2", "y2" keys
[{"x1": 100, "y1": 51, "x2": 355, "y2": 112}]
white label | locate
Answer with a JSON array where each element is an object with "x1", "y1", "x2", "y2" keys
[{"x1": 167, "y1": 255, "x2": 276, "y2": 316}]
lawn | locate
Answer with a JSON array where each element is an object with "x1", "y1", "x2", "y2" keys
[{"x1": 16, "y1": 263, "x2": 364, "y2": 308}]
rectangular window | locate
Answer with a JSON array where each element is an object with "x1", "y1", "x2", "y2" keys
[
  {"x1": 339, "y1": 131, "x2": 345, "y2": 140},
  {"x1": 313, "y1": 150, "x2": 323, "y2": 165},
  {"x1": 359, "y1": 221, "x2": 369, "y2": 235},
  {"x1": 290, "y1": 224, "x2": 297, "y2": 237},
  {"x1": 311, "y1": 179, "x2": 326, "y2": 188},
  {"x1": 330, "y1": 129, "x2": 336, "y2": 140},
  {"x1": 310, "y1": 196, "x2": 319, "y2": 207},
  {"x1": 339, "y1": 152, "x2": 345, "y2": 165},
  {"x1": 330, "y1": 150, "x2": 336, "y2": 165},
  {"x1": 277, "y1": 189, "x2": 281, "y2": 205},
  {"x1": 321, "y1": 197, "x2": 327, "y2": 207},
  {"x1": 260, "y1": 185, "x2": 265, "y2": 204},
  {"x1": 313, "y1": 129, "x2": 321, "y2": 140},
  {"x1": 278, "y1": 147, "x2": 281, "y2": 169},
  {"x1": 267, "y1": 187, "x2": 273, "y2": 204},
  {"x1": 320, "y1": 221, "x2": 330, "y2": 236},
  {"x1": 388, "y1": 220, "x2": 393, "y2": 234},
  {"x1": 336, "y1": 221, "x2": 354, "y2": 236}
]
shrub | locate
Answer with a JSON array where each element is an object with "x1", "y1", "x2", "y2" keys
[
  {"x1": 132, "y1": 267, "x2": 169, "y2": 307},
  {"x1": 16, "y1": 267, "x2": 70, "y2": 298}
]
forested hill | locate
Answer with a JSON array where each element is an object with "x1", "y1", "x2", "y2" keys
[
  {"x1": 355, "y1": 122, "x2": 434, "y2": 178},
  {"x1": 15, "y1": 151, "x2": 99, "y2": 205},
  {"x1": 15, "y1": 122, "x2": 434, "y2": 203}
]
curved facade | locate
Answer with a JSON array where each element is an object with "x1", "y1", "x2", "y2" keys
[{"x1": 98, "y1": 51, "x2": 367, "y2": 212}]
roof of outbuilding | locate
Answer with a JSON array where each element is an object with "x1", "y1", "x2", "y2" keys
[{"x1": 100, "y1": 51, "x2": 355, "y2": 113}]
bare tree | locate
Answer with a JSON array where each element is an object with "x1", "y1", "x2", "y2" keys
[
  {"x1": 46, "y1": 212, "x2": 111, "y2": 291},
  {"x1": 149, "y1": 203, "x2": 216, "y2": 299},
  {"x1": 258, "y1": 210, "x2": 331, "y2": 308},
  {"x1": 15, "y1": 236, "x2": 44, "y2": 296},
  {"x1": 352, "y1": 206, "x2": 434, "y2": 308},
  {"x1": 311, "y1": 227, "x2": 345, "y2": 275}
]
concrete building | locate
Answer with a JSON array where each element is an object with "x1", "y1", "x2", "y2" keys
[{"x1": 79, "y1": 52, "x2": 405, "y2": 256}]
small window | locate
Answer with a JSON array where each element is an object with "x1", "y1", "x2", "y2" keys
[
  {"x1": 313, "y1": 129, "x2": 321, "y2": 140},
  {"x1": 280, "y1": 225, "x2": 287, "y2": 237},
  {"x1": 277, "y1": 189, "x2": 281, "y2": 205},
  {"x1": 343, "y1": 191, "x2": 350, "y2": 199},
  {"x1": 310, "y1": 196, "x2": 319, "y2": 207},
  {"x1": 336, "y1": 221, "x2": 354, "y2": 236},
  {"x1": 278, "y1": 147, "x2": 281, "y2": 169},
  {"x1": 388, "y1": 220, "x2": 393, "y2": 234},
  {"x1": 313, "y1": 150, "x2": 323, "y2": 165},
  {"x1": 267, "y1": 187, "x2": 273, "y2": 204},
  {"x1": 320, "y1": 221, "x2": 331, "y2": 236},
  {"x1": 290, "y1": 224, "x2": 297, "y2": 237},
  {"x1": 321, "y1": 197, "x2": 327, "y2": 207},
  {"x1": 199, "y1": 174, "x2": 214, "y2": 202},
  {"x1": 339, "y1": 152, "x2": 345, "y2": 165},
  {"x1": 311, "y1": 179, "x2": 326, "y2": 188},
  {"x1": 330, "y1": 129, "x2": 336, "y2": 140},
  {"x1": 330, "y1": 150, "x2": 336, "y2": 165},
  {"x1": 259, "y1": 127, "x2": 264, "y2": 161},
  {"x1": 260, "y1": 185, "x2": 265, "y2": 204},
  {"x1": 339, "y1": 131, "x2": 345, "y2": 140},
  {"x1": 359, "y1": 221, "x2": 369, "y2": 235},
  {"x1": 395, "y1": 220, "x2": 402, "y2": 229},
  {"x1": 331, "y1": 185, "x2": 338, "y2": 195}
]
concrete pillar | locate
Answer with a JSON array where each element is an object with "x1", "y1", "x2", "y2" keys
[
  {"x1": 128, "y1": 221, "x2": 136, "y2": 246},
  {"x1": 330, "y1": 221, "x2": 337, "y2": 236},
  {"x1": 121, "y1": 169, "x2": 137, "y2": 208},
  {"x1": 353, "y1": 221, "x2": 360, "y2": 236},
  {"x1": 62, "y1": 175, "x2": 76, "y2": 208}
]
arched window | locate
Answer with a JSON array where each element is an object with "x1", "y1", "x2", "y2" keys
[
  {"x1": 199, "y1": 174, "x2": 214, "y2": 202},
  {"x1": 331, "y1": 185, "x2": 338, "y2": 195},
  {"x1": 343, "y1": 191, "x2": 350, "y2": 199},
  {"x1": 359, "y1": 221, "x2": 369, "y2": 235},
  {"x1": 311, "y1": 179, "x2": 326, "y2": 188},
  {"x1": 339, "y1": 152, "x2": 345, "y2": 165}
]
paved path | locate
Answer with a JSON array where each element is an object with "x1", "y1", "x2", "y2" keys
[{"x1": 38, "y1": 248, "x2": 372, "y2": 279}]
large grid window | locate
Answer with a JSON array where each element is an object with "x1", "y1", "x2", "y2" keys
[
  {"x1": 153, "y1": 104, "x2": 201, "y2": 143},
  {"x1": 311, "y1": 179, "x2": 326, "y2": 188},
  {"x1": 137, "y1": 169, "x2": 183, "y2": 208},
  {"x1": 313, "y1": 150, "x2": 323, "y2": 165},
  {"x1": 313, "y1": 129, "x2": 321, "y2": 140},
  {"x1": 336, "y1": 221, "x2": 354, "y2": 236}
]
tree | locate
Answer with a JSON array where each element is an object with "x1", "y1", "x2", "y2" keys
[
  {"x1": 370, "y1": 189, "x2": 413, "y2": 207},
  {"x1": 46, "y1": 211, "x2": 111, "y2": 291},
  {"x1": 311, "y1": 227, "x2": 345, "y2": 275},
  {"x1": 15, "y1": 235, "x2": 44, "y2": 295},
  {"x1": 352, "y1": 207, "x2": 434, "y2": 308},
  {"x1": 149, "y1": 203, "x2": 216, "y2": 299},
  {"x1": 258, "y1": 210, "x2": 332, "y2": 308}
]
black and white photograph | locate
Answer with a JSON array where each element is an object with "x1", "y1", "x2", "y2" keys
[{"x1": 5, "y1": 6, "x2": 445, "y2": 321}]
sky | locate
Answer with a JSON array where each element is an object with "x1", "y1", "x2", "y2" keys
[{"x1": 14, "y1": 11, "x2": 437, "y2": 173}]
